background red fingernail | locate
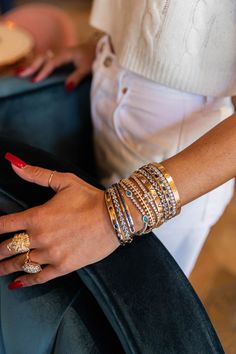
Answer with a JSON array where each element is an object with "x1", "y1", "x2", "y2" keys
[
  {"x1": 8, "y1": 280, "x2": 24, "y2": 290},
  {"x1": 15, "y1": 67, "x2": 25, "y2": 75},
  {"x1": 65, "y1": 82, "x2": 75, "y2": 92},
  {"x1": 5, "y1": 152, "x2": 27, "y2": 168}
]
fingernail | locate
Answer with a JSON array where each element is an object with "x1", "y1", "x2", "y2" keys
[
  {"x1": 65, "y1": 82, "x2": 75, "y2": 92},
  {"x1": 15, "y1": 66, "x2": 26, "y2": 75},
  {"x1": 8, "y1": 280, "x2": 24, "y2": 290},
  {"x1": 5, "y1": 152, "x2": 27, "y2": 168}
]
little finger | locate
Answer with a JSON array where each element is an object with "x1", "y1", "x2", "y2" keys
[{"x1": 9, "y1": 265, "x2": 59, "y2": 289}]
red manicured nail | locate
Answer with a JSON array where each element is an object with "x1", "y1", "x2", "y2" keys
[
  {"x1": 8, "y1": 280, "x2": 24, "y2": 290},
  {"x1": 5, "y1": 152, "x2": 27, "y2": 168},
  {"x1": 65, "y1": 82, "x2": 75, "y2": 92},
  {"x1": 15, "y1": 66, "x2": 26, "y2": 75}
]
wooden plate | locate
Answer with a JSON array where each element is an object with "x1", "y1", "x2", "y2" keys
[{"x1": 0, "y1": 21, "x2": 34, "y2": 66}]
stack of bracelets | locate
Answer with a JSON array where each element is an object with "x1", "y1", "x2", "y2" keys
[{"x1": 105, "y1": 163, "x2": 181, "y2": 246}]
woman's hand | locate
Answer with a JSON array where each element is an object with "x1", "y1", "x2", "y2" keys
[
  {"x1": 16, "y1": 40, "x2": 97, "y2": 90},
  {"x1": 0, "y1": 155, "x2": 119, "y2": 288}
]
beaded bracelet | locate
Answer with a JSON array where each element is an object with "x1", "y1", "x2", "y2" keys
[
  {"x1": 129, "y1": 176, "x2": 157, "y2": 229},
  {"x1": 145, "y1": 163, "x2": 181, "y2": 218},
  {"x1": 153, "y1": 163, "x2": 181, "y2": 215},
  {"x1": 109, "y1": 187, "x2": 133, "y2": 244},
  {"x1": 115, "y1": 184, "x2": 136, "y2": 235},
  {"x1": 132, "y1": 172, "x2": 164, "y2": 226},
  {"x1": 105, "y1": 162, "x2": 181, "y2": 246},
  {"x1": 120, "y1": 180, "x2": 149, "y2": 234},
  {"x1": 138, "y1": 166, "x2": 173, "y2": 221},
  {"x1": 121, "y1": 178, "x2": 156, "y2": 232},
  {"x1": 139, "y1": 167, "x2": 171, "y2": 220}
]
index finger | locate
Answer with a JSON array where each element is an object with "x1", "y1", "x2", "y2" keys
[{"x1": 18, "y1": 55, "x2": 46, "y2": 77}]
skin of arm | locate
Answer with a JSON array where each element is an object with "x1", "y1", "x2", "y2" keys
[
  {"x1": 163, "y1": 113, "x2": 236, "y2": 205},
  {"x1": 125, "y1": 113, "x2": 236, "y2": 230},
  {"x1": 0, "y1": 111, "x2": 235, "y2": 289}
]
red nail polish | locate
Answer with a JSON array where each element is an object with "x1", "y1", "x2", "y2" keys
[
  {"x1": 15, "y1": 66, "x2": 26, "y2": 75},
  {"x1": 5, "y1": 152, "x2": 27, "y2": 168},
  {"x1": 8, "y1": 280, "x2": 24, "y2": 290},
  {"x1": 65, "y1": 82, "x2": 75, "y2": 92}
]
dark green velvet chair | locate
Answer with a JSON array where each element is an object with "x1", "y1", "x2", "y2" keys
[
  {"x1": 0, "y1": 0, "x2": 14, "y2": 13},
  {"x1": 0, "y1": 139, "x2": 224, "y2": 354},
  {"x1": 0, "y1": 73, "x2": 224, "y2": 353},
  {"x1": 0, "y1": 69, "x2": 94, "y2": 172}
]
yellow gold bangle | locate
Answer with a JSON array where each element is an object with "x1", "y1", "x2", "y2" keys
[
  {"x1": 115, "y1": 184, "x2": 136, "y2": 235},
  {"x1": 133, "y1": 171, "x2": 165, "y2": 227},
  {"x1": 104, "y1": 190, "x2": 126, "y2": 246},
  {"x1": 152, "y1": 163, "x2": 181, "y2": 215},
  {"x1": 124, "y1": 178, "x2": 156, "y2": 230},
  {"x1": 137, "y1": 166, "x2": 170, "y2": 220}
]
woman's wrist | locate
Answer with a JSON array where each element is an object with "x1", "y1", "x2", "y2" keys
[
  {"x1": 105, "y1": 163, "x2": 181, "y2": 246},
  {"x1": 86, "y1": 30, "x2": 104, "y2": 52}
]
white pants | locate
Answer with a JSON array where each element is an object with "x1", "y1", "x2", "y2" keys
[{"x1": 91, "y1": 37, "x2": 235, "y2": 276}]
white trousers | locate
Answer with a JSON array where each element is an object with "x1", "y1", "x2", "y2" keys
[{"x1": 91, "y1": 37, "x2": 235, "y2": 276}]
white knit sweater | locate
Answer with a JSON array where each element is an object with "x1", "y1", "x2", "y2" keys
[{"x1": 90, "y1": 0, "x2": 236, "y2": 97}]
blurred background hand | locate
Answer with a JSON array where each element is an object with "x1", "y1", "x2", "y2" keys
[{"x1": 16, "y1": 40, "x2": 97, "y2": 90}]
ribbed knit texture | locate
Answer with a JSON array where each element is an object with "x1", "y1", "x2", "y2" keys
[{"x1": 90, "y1": 0, "x2": 236, "y2": 97}]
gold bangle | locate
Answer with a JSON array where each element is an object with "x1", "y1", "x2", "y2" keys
[
  {"x1": 120, "y1": 181, "x2": 149, "y2": 234},
  {"x1": 106, "y1": 161, "x2": 182, "y2": 241},
  {"x1": 121, "y1": 178, "x2": 156, "y2": 234},
  {"x1": 138, "y1": 166, "x2": 171, "y2": 220},
  {"x1": 104, "y1": 190, "x2": 126, "y2": 246},
  {"x1": 152, "y1": 163, "x2": 181, "y2": 215},
  {"x1": 110, "y1": 186, "x2": 133, "y2": 243},
  {"x1": 133, "y1": 171, "x2": 165, "y2": 227},
  {"x1": 131, "y1": 174, "x2": 160, "y2": 225},
  {"x1": 115, "y1": 184, "x2": 136, "y2": 235}
]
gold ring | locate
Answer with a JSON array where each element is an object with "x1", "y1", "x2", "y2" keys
[
  {"x1": 22, "y1": 251, "x2": 42, "y2": 274},
  {"x1": 7, "y1": 232, "x2": 30, "y2": 254},
  {"x1": 46, "y1": 49, "x2": 54, "y2": 59},
  {"x1": 48, "y1": 170, "x2": 56, "y2": 188}
]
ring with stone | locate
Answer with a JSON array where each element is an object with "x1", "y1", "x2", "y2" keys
[
  {"x1": 46, "y1": 49, "x2": 54, "y2": 59},
  {"x1": 7, "y1": 232, "x2": 30, "y2": 254},
  {"x1": 22, "y1": 251, "x2": 42, "y2": 274}
]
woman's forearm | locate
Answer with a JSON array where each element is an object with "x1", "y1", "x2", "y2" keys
[
  {"x1": 162, "y1": 113, "x2": 236, "y2": 205},
  {"x1": 119, "y1": 113, "x2": 236, "y2": 235}
]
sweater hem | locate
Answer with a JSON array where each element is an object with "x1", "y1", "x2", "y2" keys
[{"x1": 118, "y1": 45, "x2": 236, "y2": 97}]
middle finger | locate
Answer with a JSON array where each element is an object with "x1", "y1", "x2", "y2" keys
[{"x1": 0, "y1": 232, "x2": 36, "y2": 261}]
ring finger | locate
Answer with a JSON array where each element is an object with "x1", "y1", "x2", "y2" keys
[{"x1": 0, "y1": 250, "x2": 46, "y2": 276}]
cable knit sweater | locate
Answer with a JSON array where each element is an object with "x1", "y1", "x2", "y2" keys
[{"x1": 90, "y1": 0, "x2": 236, "y2": 97}]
